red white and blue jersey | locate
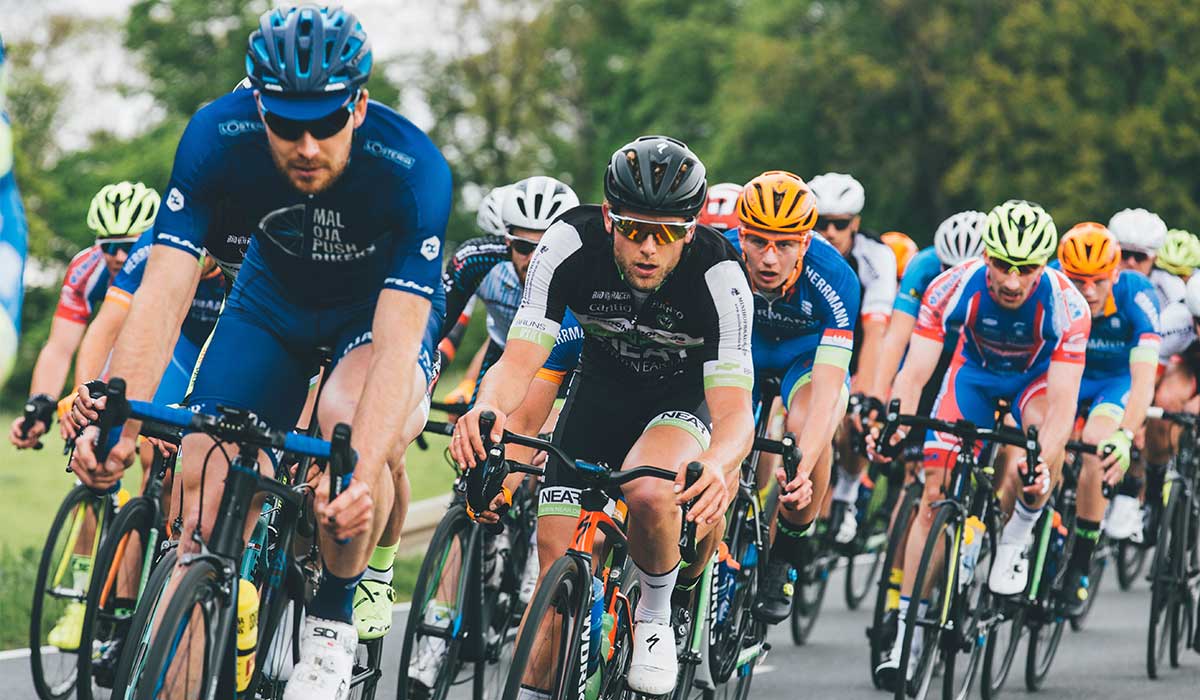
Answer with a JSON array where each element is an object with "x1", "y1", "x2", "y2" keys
[
  {"x1": 915, "y1": 259, "x2": 1091, "y2": 375},
  {"x1": 54, "y1": 244, "x2": 111, "y2": 325}
]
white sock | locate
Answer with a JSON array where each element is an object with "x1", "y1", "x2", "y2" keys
[
  {"x1": 516, "y1": 687, "x2": 551, "y2": 700},
  {"x1": 634, "y1": 562, "x2": 679, "y2": 624},
  {"x1": 361, "y1": 564, "x2": 393, "y2": 586},
  {"x1": 889, "y1": 597, "x2": 929, "y2": 670},
  {"x1": 890, "y1": 596, "x2": 911, "y2": 658},
  {"x1": 1001, "y1": 500, "x2": 1042, "y2": 545},
  {"x1": 833, "y1": 467, "x2": 860, "y2": 503}
]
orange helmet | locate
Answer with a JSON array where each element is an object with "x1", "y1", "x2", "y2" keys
[
  {"x1": 698, "y1": 182, "x2": 743, "y2": 230},
  {"x1": 1058, "y1": 222, "x2": 1121, "y2": 278},
  {"x1": 881, "y1": 231, "x2": 918, "y2": 279},
  {"x1": 736, "y1": 170, "x2": 818, "y2": 236}
]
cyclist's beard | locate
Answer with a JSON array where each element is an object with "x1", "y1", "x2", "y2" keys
[{"x1": 270, "y1": 147, "x2": 349, "y2": 195}]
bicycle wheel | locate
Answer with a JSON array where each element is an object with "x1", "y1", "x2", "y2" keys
[
  {"x1": 1147, "y1": 486, "x2": 1180, "y2": 679},
  {"x1": 397, "y1": 504, "x2": 477, "y2": 700},
  {"x1": 710, "y1": 499, "x2": 759, "y2": 684},
  {"x1": 1115, "y1": 538, "x2": 1148, "y2": 591},
  {"x1": 892, "y1": 504, "x2": 953, "y2": 700},
  {"x1": 868, "y1": 483, "x2": 920, "y2": 685},
  {"x1": 1023, "y1": 616, "x2": 1066, "y2": 690},
  {"x1": 1068, "y1": 536, "x2": 1107, "y2": 632},
  {"x1": 79, "y1": 496, "x2": 158, "y2": 700},
  {"x1": 31, "y1": 485, "x2": 109, "y2": 700},
  {"x1": 789, "y1": 547, "x2": 830, "y2": 645},
  {"x1": 597, "y1": 565, "x2": 640, "y2": 700},
  {"x1": 942, "y1": 528, "x2": 994, "y2": 700},
  {"x1": 136, "y1": 559, "x2": 228, "y2": 700},
  {"x1": 109, "y1": 548, "x2": 177, "y2": 700},
  {"x1": 980, "y1": 601, "x2": 1025, "y2": 700},
  {"x1": 473, "y1": 535, "x2": 526, "y2": 700},
  {"x1": 501, "y1": 555, "x2": 589, "y2": 700},
  {"x1": 845, "y1": 535, "x2": 886, "y2": 611}
]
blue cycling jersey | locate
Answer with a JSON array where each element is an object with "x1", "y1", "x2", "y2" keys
[
  {"x1": 111, "y1": 229, "x2": 225, "y2": 347},
  {"x1": 1081, "y1": 270, "x2": 1161, "y2": 378},
  {"x1": 723, "y1": 230, "x2": 861, "y2": 376},
  {"x1": 152, "y1": 89, "x2": 450, "y2": 308},
  {"x1": 894, "y1": 247, "x2": 944, "y2": 318}
]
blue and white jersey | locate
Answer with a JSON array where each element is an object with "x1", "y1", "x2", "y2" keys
[
  {"x1": 894, "y1": 247, "x2": 944, "y2": 319},
  {"x1": 152, "y1": 89, "x2": 451, "y2": 308},
  {"x1": 1081, "y1": 270, "x2": 1161, "y2": 378}
]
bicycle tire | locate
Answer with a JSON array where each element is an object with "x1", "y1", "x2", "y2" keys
[
  {"x1": 397, "y1": 504, "x2": 476, "y2": 700},
  {"x1": 789, "y1": 549, "x2": 830, "y2": 645},
  {"x1": 135, "y1": 559, "x2": 227, "y2": 700},
  {"x1": 980, "y1": 601, "x2": 1024, "y2": 700},
  {"x1": 109, "y1": 548, "x2": 177, "y2": 700},
  {"x1": 78, "y1": 496, "x2": 157, "y2": 700},
  {"x1": 868, "y1": 483, "x2": 920, "y2": 685},
  {"x1": 1115, "y1": 538, "x2": 1147, "y2": 591},
  {"x1": 1068, "y1": 537, "x2": 1107, "y2": 632},
  {"x1": 473, "y1": 536, "x2": 525, "y2": 700},
  {"x1": 891, "y1": 504, "x2": 953, "y2": 700},
  {"x1": 501, "y1": 555, "x2": 589, "y2": 700},
  {"x1": 1023, "y1": 616, "x2": 1065, "y2": 690},
  {"x1": 710, "y1": 498, "x2": 759, "y2": 684},
  {"x1": 943, "y1": 527, "x2": 994, "y2": 700},
  {"x1": 845, "y1": 538, "x2": 886, "y2": 611},
  {"x1": 1147, "y1": 484, "x2": 1180, "y2": 679},
  {"x1": 31, "y1": 485, "x2": 109, "y2": 700}
]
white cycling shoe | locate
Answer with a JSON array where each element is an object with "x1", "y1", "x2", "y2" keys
[
  {"x1": 988, "y1": 540, "x2": 1031, "y2": 596},
  {"x1": 1104, "y1": 495, "x2": 1143, "y2": 541},
  {"x1": 834, "y1": 503, "x2": 859, "y2": 544},
  {"x1": 519, "y1": 547, "x2": 539, "y2": 605},
  {"x1": 283, "y1": 617, "x2": 356, "y2": 700},
  {"x1": 626, "y1": 620, "x2": 677, "y2": 695}
]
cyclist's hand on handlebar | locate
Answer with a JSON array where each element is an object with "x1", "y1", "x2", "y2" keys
[
  {"x1": 865, "y1": 423, "x2": 907, "y2": 463},
  {"x1": 1018, "y1": 456, "x2": 1050, "y2": 497},
  {"x1": 315, "y1": 473, "x2": 375, "y2": 542},
  {"x1": 70, "y1": 384, "x2": 104, "y2": 426},
  {"x1": 472, "y1": 485, "x2": 514, "y2": 525},
  {"x1": 776, "y1": 468, "x2": 814, "y2": 510},
  {"x1": 70, "y1": 425, "x2": 132, "y2": 490},
  {"x1": 145, "y1": 436, "x2": 178, "y2": 458},
  {"x1": 674, "y1": 460, "x2": 728, "y2": 525},
  {"x1": 9, "y1": 415, "x2": 46, "y2": 449},
  {"x1": 450, "y1": 404, "x2": 507, "y2": 469}
]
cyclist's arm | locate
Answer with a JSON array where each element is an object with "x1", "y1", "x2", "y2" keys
[
  {"x1": 474, "y1": 338, "x2": 551, "y2": 418},
  {"x1": 442, "y1": 339, "x2": 488, "y2": 404},
  {"x1": 499, "y1": 374, "x2": 561, "y2": 492},
  {"x1": 797, "y1": 362, "x2": 846, "y2": 477},
  {"x1": 1121, "y1": 283, "x2": 1163, "y2": 436},
  {"x1": 852, "y1": 314, "x2": 887, "y2": 395},
  {"x1": 888, "y1": 333, "x2": 942, "y2": 418},
  {"x1": 28, "y1": 316, "x2": 86, "y2": 398},
  {"x1": 73, "y1": 291, "x2": 130, "y2": 383},
  {"x1": 437, "y1": 294, "x2": 476, "y2": 363},
  {"x1": 1122, "y1": 359, "x2": 1156, "y2": 436},
  {"x1": 871, "y1": 311, "x2": 917, "y2": 400},
  {"x1": 701, "y1": 385, "x2": 754, "y2": 482},
  {"x1": 1037, "y1": 358, "x2": 1085, "y2": 468},
  {"x1": 697, "y1": 258, "x2": 756, "y2": 480}
]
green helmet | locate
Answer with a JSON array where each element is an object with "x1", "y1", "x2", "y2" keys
[
  {"x1": 982, "y1": 199, "x2": 1057, "y2": 266},
  {"x1": 87, "y1": 181, "x2": 160, "y2": 241},
  {"x1": 1156, "y1": 229, "x2": 1200, "y2": 277}
]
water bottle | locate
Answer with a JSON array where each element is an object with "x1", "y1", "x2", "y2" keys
[
  {"x1": 587, "y1": 577, "x2": 603, "y2": 675},
  {"x1": 958, "y1": 516, "x2": 986, "y2": 589},
  {"x1": 236, "y1": 578, "x2": 260, "y2": 692},
  {"x1": 1045, "y1": 511, "x2": 1067, "y2": 584}
]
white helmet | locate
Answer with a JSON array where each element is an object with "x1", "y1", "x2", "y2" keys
[
  {"x1": 502, "y1": 176, "x2": 580, "y2": 231},
  {"x1": 808, "y1": 172, "x2": 865, "y2": 216},
  {"x1": 1187, "y1": 274, "x2": 1200, "y2": 318},
  {"x1": 934, "y1": 210, "x2": 987, "y2": 266},
  {"x1": 1108, "y1": 208, "x2": 1167, "y2": 255},
  {"x1": 476, "y1": 185, "x2": 510, "y2": 237}
]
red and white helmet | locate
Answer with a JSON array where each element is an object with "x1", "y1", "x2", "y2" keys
[{"x1": 698, "y1": 182, "x2": 743, "y2": 230}]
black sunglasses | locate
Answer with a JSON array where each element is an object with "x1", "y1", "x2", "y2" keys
[
  {"x1": 1120, "y1": 250, "x2": 1149, "y2": 263},
  {"x1": 506, "y1": 233, "x2": 539, "y2": 256},
  {"x1": 816, "y1": 216, "x2": 854, "y2": 231},
  {"x1": 263, "y1": 96, "x2": 356, "y2": 141},
  {"x1": 100, "y1": 241, "x2": 134, "y2": 256}
]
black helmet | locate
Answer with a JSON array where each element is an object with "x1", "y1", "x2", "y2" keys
[{"x1": 604, "y1": 135, "x2": 707, "y2": 217}]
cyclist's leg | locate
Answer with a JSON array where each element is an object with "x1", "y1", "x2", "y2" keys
[{"x1": 1145, "y1": 362, "x2": 1195, "y2": 536}]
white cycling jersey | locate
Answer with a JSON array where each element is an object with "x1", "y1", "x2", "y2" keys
[
  {"x1": 847, "y1": 233, "x2": 897, "y2": 321},
  {"x1": 1158, "y1": 301, "x2": 1196, "y2": 363},
  {"x1": 1150, "y1": 268, "x2": 1186, "y2": 308}
]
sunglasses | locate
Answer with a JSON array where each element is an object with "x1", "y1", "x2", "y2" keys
[
  {"x1": 608, "y1": 210, "x2": 695, "y2": 245},
  {"x1": 99, "y1": 241, "x2": 135, "y2": 256},
  {"x1": 1066, "y1": 273, "x2": 1112, "y2": 288},
  {"x1": 262, "y1": 93, "x2": 358, "y2": 141},
  {"x1": 815, "y1": 216, "x2": 854, "y2": 231},
  {"x1": 741, "y1": 230, "x2": 809, "y2": 254},
  {"x1": 1120, "y1": 250, "x2": 1149, "y2": 263},
  {"x1": 986, "y1": 255, "x2": 1041, "y2": 276},
  {"x1": 505, "y1": 232, "x2": 540, "y2": 256}
]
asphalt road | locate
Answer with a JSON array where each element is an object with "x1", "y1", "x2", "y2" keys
[{"x1": 3, "y1": 561, "x2": 1197, "y2": 699}]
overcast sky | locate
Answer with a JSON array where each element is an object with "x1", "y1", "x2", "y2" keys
[{"x1": 1, "y1": 0, "x2": 461, "y2": 149}]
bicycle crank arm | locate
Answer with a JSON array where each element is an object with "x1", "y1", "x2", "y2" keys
[{"x1": 734, "y1": 640, "x2": 771, "y2": 669}]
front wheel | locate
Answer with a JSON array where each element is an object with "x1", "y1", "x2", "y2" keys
[
  {"x1": 1147, "y1": 487, "x2": 1181, "y2": 679},
  {"x1": 1115, "y1": 538, "x2": 1147, "y2": 592},
  {"x1": 135, "y1": 559, "x2": 228, "y2": 700},
  {"x1": 892, "y1": 505, "x2": 954, "y2": 700},
  {"x1": 501, "y1": 555, "x2": 589, "y2": 700},
  {"x1": 868, "y1": 483, "x2": 920, "y2": 685},
  {"x1": 980, "y1": 602, "x2": 1024, "y2": 700},
  {"x1": 109, "y1": 548, "x2": 177, "y2": 700},
  {"x1": 789, "y1": 550, "x2": 830, "y2": 645},
  {"x1": 1023, "y1": 618, "x2": 1066, "y2": 691}
]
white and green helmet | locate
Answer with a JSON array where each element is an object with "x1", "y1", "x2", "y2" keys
[
  {"x1": 87, "y1": 181, "x2": 160, "y2": 241},
  {"x1": 982, "y1": 199, "x2": 1057, "y2": 266}
]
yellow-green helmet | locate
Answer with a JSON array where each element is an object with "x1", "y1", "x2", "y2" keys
[
  {"x1": 1156, "y1": 229, "x2": 1200, "y2": 277},
  {"x1": 87, "y1": 181, "x2": 160, "y2": 241},
  {"x1": 982, "y1": 199, "x2": 1057, "y2": 266}
]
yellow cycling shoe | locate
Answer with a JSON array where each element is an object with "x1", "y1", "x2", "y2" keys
[
  {"x1": 353, "y1": 579, "x2": 396, "y2": 641},
  {"x1": 47, "y1": 602, "x2": 87, "y2": 650}
]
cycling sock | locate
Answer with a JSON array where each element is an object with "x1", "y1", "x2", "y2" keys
[
  {"x1": 1068, "y1": 518, "x2": 1101, "y2": 573},
  {"x1": 362, "y1": 542, "x2": 398, "y2": 585},
  {"x1": 1146, "y1": 463, "x2": 1166, "y2": 505},
  {"x1": 516, "y1": 686, "x2": 551, "y2": 700},
  {"x1": 886, "y1": 567, "x2": 903, "y2": 612},
  {"x1": 634, "y1": 562, "x2": 679, "y2": 624},
  {"x1": 1116, "y1": 475, "x2": 1144, "y2": 499},
  {"x1": 675, "y1": 570, "x2": 701, "y2": 593},
  {"x1": 890, "y1": 597, "x2": 930, "y2": 662},
  {"x1": 309, "y1": 567, "x2": 362, "y2": 624},
  {"x1": 832, "y1": 467, "x2": 860, "y2": 503},
  {"x1": 770, "y1": 517, "x2": 815, "y2": 568},
  {"x1": 1000, "y1": 500, "x2": 1041, "y2": 545}
]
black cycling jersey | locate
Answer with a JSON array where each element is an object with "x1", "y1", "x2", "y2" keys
[
  {"x1": 440, "y1": 235, "x2": 517, "y2": 345},
  {"x1": 510, "y1": 205, "x2": 754, "y2": 395}
]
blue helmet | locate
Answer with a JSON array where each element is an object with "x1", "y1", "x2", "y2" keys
[{"x1": 245, "y1": 5, "x2": 372, "y2": 119}]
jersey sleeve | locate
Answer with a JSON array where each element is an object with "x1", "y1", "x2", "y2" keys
[
  {"x1": 860, "y1": 240, "x2": 897, "y2": 322},
  {"x1": 384, "y1": 158, "x2": 452, "y2": 301},
  {"x1": 54, "y1": 249, "x2": 100, "y2": 325},
  {"x1": 1158, "y1": 302, "x2": 1197, "y2": 362},
  {"x1": 153, "y1": 114, "x2": 219, "y2": 259},
  {"x1": 914, "y1": 263, "x2": 972, "y2": 343},
  {"x1": 809, "y1": 257, "x2": 861, "y2": 372},
  {"x1": 440, "y1": 239, "x2": 502, "y2": 339},
  {"x1": 108, "y1": 230, "x2": 156, "y2": 308},
  {"x1": 1049, "y1": 275, "x2": 1091, "y2": 364},
  {"x1": 1122, "y1": 273, "x2": 1163, "y2": 364},
  {"x1": 508, "y1": 220, "x2": 584, "y2": 350},
  {"x1": 893, "y1": 250, "x2": 938, "y2": 318},
  {"x1": 699, "y1": 259, "x2": 755, "y2": 390},
  {"x1": 536, "y1": 311, "x2": 584, "y2": 385}
]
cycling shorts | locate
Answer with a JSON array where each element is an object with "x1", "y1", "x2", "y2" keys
[
  {"x1": 152, "y1": 334, "x2": 203, "y2": 407},
  {"x1": 540, "y1": 376, "x2": 710, "y2": 518},
  {"x1": 189, "y1": 263, "x2": 437, "y2": 429},
  {"x1": 923, "y1": 355, "x2": 1047, "y2": 468},
  {"x1": 1075, "y1": 373, "x2": 1130, "y2": 423}
]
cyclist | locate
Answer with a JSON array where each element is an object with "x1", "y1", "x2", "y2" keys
[
  {"x1": 808, "y1": 172, "x2": 897, "y2": 543},
  {"x1": 69, "y1": 7, "x2": 451, "y2": 696},
  {"x1": 697, "y1": 181, "x2": 743, "y2": 231},
  {"x1": 1155, "y1": 228, "x2": 1200, "y2": 282},
  {"x1": 881, "y1": 231, "x2": 918, "y2": 281},
  {"x1": 451, "y1": 135, "x2": 755, "y2": 698},
  {"x1": 1054, "y1": 223, "x2": 1160, "y2": 612},
  {"x1": 871, "y1": 200, "x2": 1090, "y2": 688},
  {"x1": 8, "y1": 181, "x2": 158, "y2": 449},
  {"x1": 1109, "y1": 207, "x2": 1181, "y2": 306},
  {"x1": 719, "y1": 170, "x2": 860, "y2": 624}
]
